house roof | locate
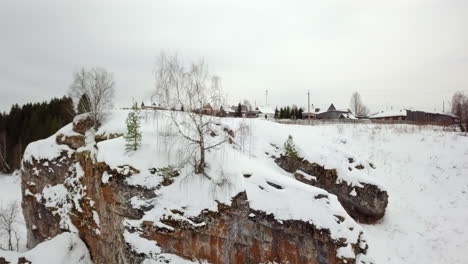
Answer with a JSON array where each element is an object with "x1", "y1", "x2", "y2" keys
[
  {"x1": 407, "y1": 109, "x2": 459, "y2": 118},
  {"x1": 256, "y1": 106, "x2": 275, "y2": 114},
  {"x1": 202, "y1": 103, "x2": 213, "y2": 109},
  {"x1": 339, "y1": 113, "x2": 358, "y2": 119},
  {"x1": 370, "y1": 110, "x2": 407, "y2": 119},
  {"x1": 313, "y1": 104, "x2": 349, "y2": 114},
  {"x1": 223, "y1": 105, "x2": 236, "y2": 113}
]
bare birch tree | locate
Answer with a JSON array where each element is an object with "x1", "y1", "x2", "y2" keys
[
  {"x1": 0, "y1": 201, "x2": 21, "y2": 251},
  {"x1": 154, "y1": 53, "x2": 228, "y2": 176},
  {"x1": 69, "y1": 67, "x2": 115, "y2": 127},
  {"x1": 451, "y1": 91, "x2": 468, "y2": 132},
  {"x1": 349, "y1": 92, "x2": 369, "y2": 117}
]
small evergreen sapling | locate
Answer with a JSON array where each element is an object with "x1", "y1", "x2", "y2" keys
[
  {"x1": 284, "y1": 135, "x2": 298, "y2": 159},
  {"x1": 236, "y1": 103, "x2": 243, "y2": 117},
  {"x1": 125, "y1": 104, "x2": 142, "y2": 151},
  {"x1": 77, "y1": 93, "x2": 91, "y2": 114}
]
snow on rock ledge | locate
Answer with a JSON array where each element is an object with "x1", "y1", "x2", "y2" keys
[{"x1": 275, "y1": 155, "x2": 388, "y2": 223}]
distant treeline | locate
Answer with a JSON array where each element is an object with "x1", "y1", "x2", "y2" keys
[
  {"x1": 274, "y1": 106, "x2": 304, "y2": 119},
  {"x1": 0, "y1": 97, "x2": 75, "y2": 172}
]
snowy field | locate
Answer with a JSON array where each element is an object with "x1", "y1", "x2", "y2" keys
[
  {"x1": 1, "y1": 111, "x2": 468, "y2": 263},
  {"x1": 219, "y1": 118, "x2": 468, "y2": 264},
  {"x1": 286, "y1": 123, "x2": 468, "y2": 264}
]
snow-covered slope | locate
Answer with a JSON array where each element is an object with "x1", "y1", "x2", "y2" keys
[
  {"x1": 95, "y1": 110, "x2": 468, "y2": 263},
  {"x1": 93, "y1": 110, "x2": 371, "y2": 261},
  {"x1": 0, "y1": 232, "x2": 92, "y2": 264},
  {"x1": 256, "y1": 122, "x2": 468, "y2": 264},
  {"x1": 6, "y1": 110, "x2": 468, "y2": 263}
]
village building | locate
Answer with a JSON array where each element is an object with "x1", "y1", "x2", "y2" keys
[
  {"x1": 256, "y1": 106, "x2": 275, "y2": 119},
  {"x1": 301, "y1": 112, "x2": 317, "y2": 119},
  {"x1": 406, "y1": 110, "x2": 459, "y2": 124},
  {"x1": 370, "y1": 109, "x2": 459, "y2": 125},
  {"x1": 201, "y1": 104, "x2": 215, "y2": 115},
  {"x1": 370, "y1": 110, "x2": 407, "y2": 121},
  {"x1": 246, "y1": 110, "x2": 259, "y2": 118},
  {"x1": 315, "y1": 104, "x2": 356, "y2": 120}
]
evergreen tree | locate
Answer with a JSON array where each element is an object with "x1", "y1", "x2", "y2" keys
[
  {"x1": 286, "y1": 106, "x2": 291, "y2": 119},
  {"x1": 141, "y1": 101, "x2": 145, "y2": 108},
  {"x1": 298, "y1": 108, "x2": 304, "y2": 119},
  {"x1": 284, "y1": 135, "x2": 298, "y2": 159},
  {"x1": 77, "y1": 93, "x2": 91, "y2": 114},
  {"x1": 274, "y1": 107, "x2": 279, "y2": 119},
  {"x1": 124, "y1": 103, "x2": 142, "y2": 152},
  {"x1": 0, "y1": 97, "x2": 75, "y2": 172},
  {"x1": 236, "y1": 103, "x2": 243, "y2": 117}
]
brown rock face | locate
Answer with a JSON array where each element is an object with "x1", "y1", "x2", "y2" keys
[
  {"x1": 143, "y1": 192, "x2": 365, "y2": 264},
  {"x1": 275, "y1": 155, "x2": 388, "y2": 223},
  {"x1": 22, "y1": 149, "x2": 147, "y2": 263},
  {"x1": 21, "y1": 136, "x2": 371, "y2": 264},
  {"x1": 72, "y1": 115, "x2": 95, "y2": 134},
  {"x1": 56, "y1": 134, "x2": 85, "y2": 149}
]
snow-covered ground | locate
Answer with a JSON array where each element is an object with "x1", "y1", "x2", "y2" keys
[
  {"x1": 94, "y1": 111, "x2": 371, "y2": 262},
  {"x1": 96, "y1": 111, "x2": 468, "y2": 263},
  {"x1": 2, "y1": 110, "x2": 468, "y2": 263},
  {"x1": 0, "y1": 232, "x2": 92, "y2": 264},
  {"x1": 0, "y1": 171, "x2": 22, "y2": 204},
  {"x1": 254, "y1": 121, "x2": 468, "y2": 264}
]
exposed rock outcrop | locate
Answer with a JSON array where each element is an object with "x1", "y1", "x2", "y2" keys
[
  {"x1": 142, "y1": 191, "x2": 369, "y2": 264},
  {"x1": 275, "y1": 155, "x2": 388, "y2": 223},
  {"x1": 72, "y1": 114, "x2": 95, "y2": 135},
  {"x1": 56, "y1": 133, "x2": 85, "y2": 149}
]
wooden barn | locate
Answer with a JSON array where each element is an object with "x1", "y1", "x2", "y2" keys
[
  {"x1": 370, "y1": 109, "x2": 459, "y2": 125},
  {"x1": 406, "y1": 110, "x2": 458, "y2": 125}
]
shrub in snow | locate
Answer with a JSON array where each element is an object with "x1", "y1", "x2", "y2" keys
[
  {"x1": 124, "y1": 104, "x2": 142, "y2": 152},
  {"x1": 284, "y1": 135, "x2": 299, "y2": 159},
  {"x1": 156, "y1": 166, "x2": 179, "y2": 186}
]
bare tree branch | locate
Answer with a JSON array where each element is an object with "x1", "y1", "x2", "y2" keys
[
  {"x1": 69, "y1": 67, "x2": 115, "y2": 127},
  {"x1": 350, "y1": 92, "x2": 369, "y2": 117},
  {"x1": 154, "y1": 53, "x2": 227, "y2": 175},
  {"x1": 0, "y1": 200, "x2": 21, "y2": 251}
]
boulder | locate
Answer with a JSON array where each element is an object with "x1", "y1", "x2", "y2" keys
[
  {"x1": 72, "y1": 114, "x2": 95, "y2": 134},
  {"x1": 56, "y1": 133, "x2": 85, "y2": 149},
  {"x1": 275, "y1": 155, "x2": 388, "y2": 223}
]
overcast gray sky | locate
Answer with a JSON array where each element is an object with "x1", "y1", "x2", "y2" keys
[{"x1": 1, "y1": 0, "x2": 467, "y2": 113}]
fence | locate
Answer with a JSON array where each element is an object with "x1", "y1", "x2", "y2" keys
[{"x1": 274, "y1": 118, "x2": 457, "y2": 128}]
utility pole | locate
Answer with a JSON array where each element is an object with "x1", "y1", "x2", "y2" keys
[
  {"x1": 307, "y1": 90, "x2": 310, "y2": 124},
  {"x1": 265, "y1": 90, "x2": 268, "y2": 107}
]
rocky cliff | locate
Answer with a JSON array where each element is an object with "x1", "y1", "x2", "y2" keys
[
  {"x1": 274, "y1": 155, "x2": 388, "y2": 224},
  {"x1": 19, "y1": 111, "x2": 378, "y2": 264}
]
